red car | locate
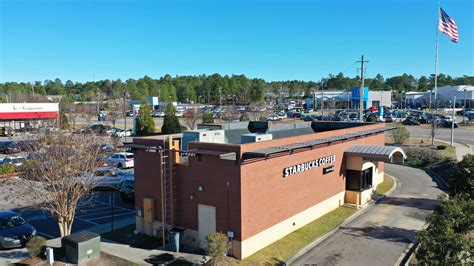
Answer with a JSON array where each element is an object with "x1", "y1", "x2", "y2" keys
[{"x1": 367, "y1": 106, "x2": 378, "y2": 112}]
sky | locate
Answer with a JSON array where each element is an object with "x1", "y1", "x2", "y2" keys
[{"x1": 0, "y1": 0, "x2": 473, "y2": 83}]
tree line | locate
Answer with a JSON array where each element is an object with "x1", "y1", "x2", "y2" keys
[{"x1": 1, "y1": 73, "x2": 473, "y2": 104}]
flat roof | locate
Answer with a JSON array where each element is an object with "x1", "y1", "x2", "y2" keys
[{"x1": 242, "y1": 126, "x2": 394, "y2": 160}]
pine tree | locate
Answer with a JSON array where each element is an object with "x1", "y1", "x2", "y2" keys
[
  {"x1": 135, "y1": 102, "x2": 155, "y2": 136},
  {"x1": 161, "y1": 104, "x2": 181, "y2": 134}
]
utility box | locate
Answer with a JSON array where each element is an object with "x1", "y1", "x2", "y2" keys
[
  {"x1": 182, "y1": 129, "x2": 226, "y2": 150},
  {"x1": 143, "y1": 197, "x2": 155, "y2": 223},
  {"x1": 62, "y1": 231, "x2": 100, "y2": 264},
  {"x1": 241, "y1": 133, "x2": 273, "y2": 144}
]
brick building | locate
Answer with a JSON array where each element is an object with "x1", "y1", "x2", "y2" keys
[{"x1": 130, "y1": 121, "x2": 405, "y2": 259}]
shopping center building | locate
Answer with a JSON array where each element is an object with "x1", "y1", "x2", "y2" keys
[
  {"x1": 130, "y1": 121, "x2": 405, "y2": 259},
  {"x1": 0, "y1": 103, "x2": 59, "y2": 129}
]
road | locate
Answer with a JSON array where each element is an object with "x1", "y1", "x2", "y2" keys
[
  {"x1": 292, "y1": 164, "x2": 446, "y2": 266},
  {"x1": 404, "y1": 126, "x2": 474, "y2": 147}
]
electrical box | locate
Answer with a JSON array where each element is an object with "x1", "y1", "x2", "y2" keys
[
  {"x1": 62, "y1": 231, "x2": 100, "y2": 264},
  {"x1": 241, "y1": 133, "x2": 273, "y2": 144},
  {"x1": 182, "y1": 129, "x2": 226, "y2": 150},
  {"x1": 143, "y1": 198, "x2": 155, "y2": 223}
]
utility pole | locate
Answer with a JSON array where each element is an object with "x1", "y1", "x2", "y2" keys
[
  {"x1": 124, "y1": 90, "x2": 128, "y2": 142},
  {"x1": 357, "y1": 55, "x2": 369, "y2": 122}
]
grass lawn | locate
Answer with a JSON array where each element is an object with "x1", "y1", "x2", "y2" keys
[
  {"x1": 376, "y1": 174, "x2": 395, "y2": 196},
  {"x1": 242, "y1": 206, "x2": 356, "y2": 265},
  {"x1": 102, "y1": 224, "x2": 165, "y2": 250}
]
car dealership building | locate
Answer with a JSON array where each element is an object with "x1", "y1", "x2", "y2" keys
[{"x1": 130, "y1": 121, "x2": 405, "y2": 259}]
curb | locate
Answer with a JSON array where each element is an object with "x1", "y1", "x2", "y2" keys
[{"x1": 286, "y1": 174, "x2": 399, "y2": 265}]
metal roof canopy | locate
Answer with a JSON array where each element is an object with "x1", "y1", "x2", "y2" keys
[
  {"x1": 345, "y1": 144, "x2": 406, "y2": 163},
  {"x1": 242, "y1": 126, "x2": 395, "y2": 160}
]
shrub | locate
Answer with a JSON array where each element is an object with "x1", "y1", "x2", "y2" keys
[
  {"x1": 239, "y1": 113, "x2": 250, "y2": 121},
  {"x1": 206, "y1": 232, "x2": 228, "y2": 263},
  {"x1": 161, "y1": 104, "x2": 182, "y2": 134},
  {"x1": 437, "y1": 145, "x2": 447, "y2": 150},
  {"x1": 135, "y1": 102, "x2": 156, "y2": 136},
  {"x1": 405, "y1": 147, "x2": 444, "y2": 168},
  {"x1": 366, "y1": 115, "x2": 377, "y2": 122},
  {"x1": 202, "y1": 111, "x2": 214, "y2": 124},
  {"x1": 0, "y1": 164, "x2": 16, "y2": 175},
  {"x1": 391, "y1": 126, "x2": 410, "y2": 144},
  {"x1": 26, "y1": 236, "x2": 47, "y2": 258}
]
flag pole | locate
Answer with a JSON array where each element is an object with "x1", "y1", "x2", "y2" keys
[{"x1": 431, "y1": 3, "x2": 440, "y2": 146}]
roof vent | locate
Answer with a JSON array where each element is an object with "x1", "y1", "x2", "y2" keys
[{"x1": 248, "y1": 121, "x2": 268, "y2": 133}]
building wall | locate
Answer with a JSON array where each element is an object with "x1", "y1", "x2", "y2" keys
[
  {"x1": 368, "y1": 91, "x2": 392, "y2": 108},
  {"x1": 237, "y1": 123, "x2": 385, "y2": 258},
  {"x1": 133, "y1": 123, "x2": 387, "y2": 259}
]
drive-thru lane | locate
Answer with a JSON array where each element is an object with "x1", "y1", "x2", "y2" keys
[{"x1": 292, "y1": 164, "x2": 446, "y2": 266}]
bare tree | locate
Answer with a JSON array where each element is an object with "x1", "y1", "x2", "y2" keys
[
  {"x1": 20, "y1": 134, "x2": 104, "y2": 237},
  {"x1": 247, "y1": 102, "x2": 270, "y2": 121},
  {"x1": 183, "y1": 107, "x2": 202, "y2": 130},
  {"x1": 77, "y1": 104, "x2": 96, "y2": 126},
  {"x1": 105, "y1": 98, "x2": 124, "y2": 129}
]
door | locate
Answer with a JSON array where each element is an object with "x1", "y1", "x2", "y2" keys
[{"x1": 198, "y1": 204, "x2": 216, "y2": 248}]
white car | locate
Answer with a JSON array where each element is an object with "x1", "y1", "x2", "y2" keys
[
  {"x1": 91, "y1": 166, "x2": 134, "y2": 189},
  {"x1": 175, "y1": 111, "x2": 184, "y2": 117},
  {"x1": 152, "y1": 110, "x2": 165, "y2": 117},
  {"x1": 107, "y1": 152, "x2": 134, "y2": 168},
  {"x1": 112, "y1": 129, "x2": 133, "y2": 138},
  {"x1": 267, "y1": 114, "x2": 281, "y2": 121},
  {"x1": 277, "y1": 113, "x2": 287, "y2": 119}
]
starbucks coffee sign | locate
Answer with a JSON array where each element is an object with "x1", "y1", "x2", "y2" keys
[{"x1": 283, "y1": 155, "x2": 336, "y2": 177}]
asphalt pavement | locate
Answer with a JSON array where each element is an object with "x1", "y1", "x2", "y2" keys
[
  {"x1": 404, "y1": 125, "x2": 474, "y2": 147},
  {"x1": 13, "y1": 190, "x2": 135, "y2": 239},
  {"x1": 291, "y1": 164, "x2": 446, "y2": 266}
]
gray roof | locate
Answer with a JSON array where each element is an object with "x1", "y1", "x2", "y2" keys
[
  {"x1": 345, "y1": 144, "x2": 406, "y2": 163},
  {"x1": 242, "y1": 127, "x2": 395, "y2": 160},
  {"x1": 225, "y1": 127, "x2": 315, "y2": 144}
]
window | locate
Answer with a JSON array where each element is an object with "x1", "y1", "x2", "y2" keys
[
  {"x1": 345, "y1": 167, "x2": 373, "y2": 191},
  {"x1": 372, "y1": 101, "x2": 380, "y2": 107}
]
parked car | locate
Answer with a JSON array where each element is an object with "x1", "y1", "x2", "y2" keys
[
  {"x1": 107, "y1": 152, "x2": 134, "y2": 168},
  {"x1": 152, "y1": 110, "x2": 165, "y2": 117},
  {"x1": 112, "y1": 129, "x2": 133, "y2": 138},
  {"x1": 91, "y1": 166, "x2": 134, "y2": 189},
  {"x1": 402, "y1": 117, "x2": 421, "y2": 125},
  {"x1": 0, "y1": 141, "x2": 21, "y2": 154},
  {"x1": 120, "y1": 177, "x2": 135, "y2": 202},
  {"x1": 266, "y1": 114, "x2": 281, "y2": 121},
  {"x1": 1, "y1": 156, "x2": 27, "y2": 170},
  {"x1": 0, "y1": 210, "x2": 36, "y2": 249},
  {"x1": 439, "y1": 120, "x2": 458, "y2": 128},
  {"x1": 383, "y1": 115, "x2": 393, "y2": 123},
  {"x1": 467, "y1": 111, "x2": 474, "y2": 120},
  {"x1": 277, "y1": 112, "x2": 287, "y2": 119},
  {"x1": 302, "y1": 115, "x2": 318, "y2": 121},
  {"x1": 0, "y1": 127, "x2": 15, "y2": 137},
  {"x1": 456, "y1": 108, "x2": 472, "y2": 116}
]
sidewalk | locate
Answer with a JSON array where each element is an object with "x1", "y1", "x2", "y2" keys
[
  {"x1": 434, "y1": 140, "x2": 472, "y2": 161},
  {"x1": 101, "y1": 239, "x2": 209, "y2": 265}
]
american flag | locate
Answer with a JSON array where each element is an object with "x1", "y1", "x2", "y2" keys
[{"x1": 438, "y1": 7, "x2": 458, "y2": 43}]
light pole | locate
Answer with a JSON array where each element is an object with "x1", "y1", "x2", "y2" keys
[
  {"x1": 449, "y1": 86, "x2": 469, "y2": 146},
  {"x1": 462, "y1": 88, "x2": 467, "y2": 124}
]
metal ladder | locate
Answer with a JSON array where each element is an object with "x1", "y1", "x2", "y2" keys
[{"x1": 160, "y1": 136, "x2": 175, "y2": 239}]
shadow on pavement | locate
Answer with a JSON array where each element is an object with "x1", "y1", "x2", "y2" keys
[
  {"x1": 342, "y1": 225, "x2": 416, "y2": 244},
  {"x1": 377, "y1": 196, "x2": 438, "y2": 211},
  {"x1": 145, "y1": 253, "x2": 194, "y2": 265}
]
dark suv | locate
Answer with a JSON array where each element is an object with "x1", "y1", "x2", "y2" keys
[
  {"x1": 120, "y1": 178, "x2": 135, "y2": 202},
  {"x1": 0, "y1": 141, "x2": 21, "y2": 154},
  {"x1": 0, "y1": 210, "x2": 37, "y2": 249}
]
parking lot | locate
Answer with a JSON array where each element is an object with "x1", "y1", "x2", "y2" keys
[{"x1": 12, "y1": 190, "x2": 135, "y2": 240}]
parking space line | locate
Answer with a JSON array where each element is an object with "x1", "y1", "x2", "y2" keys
[
  {"x1": 37, "y1": 231, "x2": 55, "y2": 239},
  {"x1": 92, "y1": 200, "x2": 135, "y2": 212},
  {"x1": 75, "y1": 217, "x2": 99, "y2": 226},
  {"x1": 76, "y1": 210, "x2": 134, "y2": 219},
  {"x1": 87, "y1": 212, "x2": 135, "y2": 221},
  {"x1": 76, "y1": 206, "x2": 114, "y2": 215}
]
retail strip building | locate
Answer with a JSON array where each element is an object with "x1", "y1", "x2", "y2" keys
[{"x1": 130, "y1": 121, "x2": 405, "y2": 259}]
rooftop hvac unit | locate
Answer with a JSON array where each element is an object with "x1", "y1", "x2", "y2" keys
[
  {"x1": 241, "y1": 133, "x2": 273, "y2": 144},
  {"x1": 182, "y1": 129, "x2": 226, "y2": 150}
]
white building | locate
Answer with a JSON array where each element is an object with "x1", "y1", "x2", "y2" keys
[{"x1": 404, "y1": 85, "x2": 474, "y2": 108}]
